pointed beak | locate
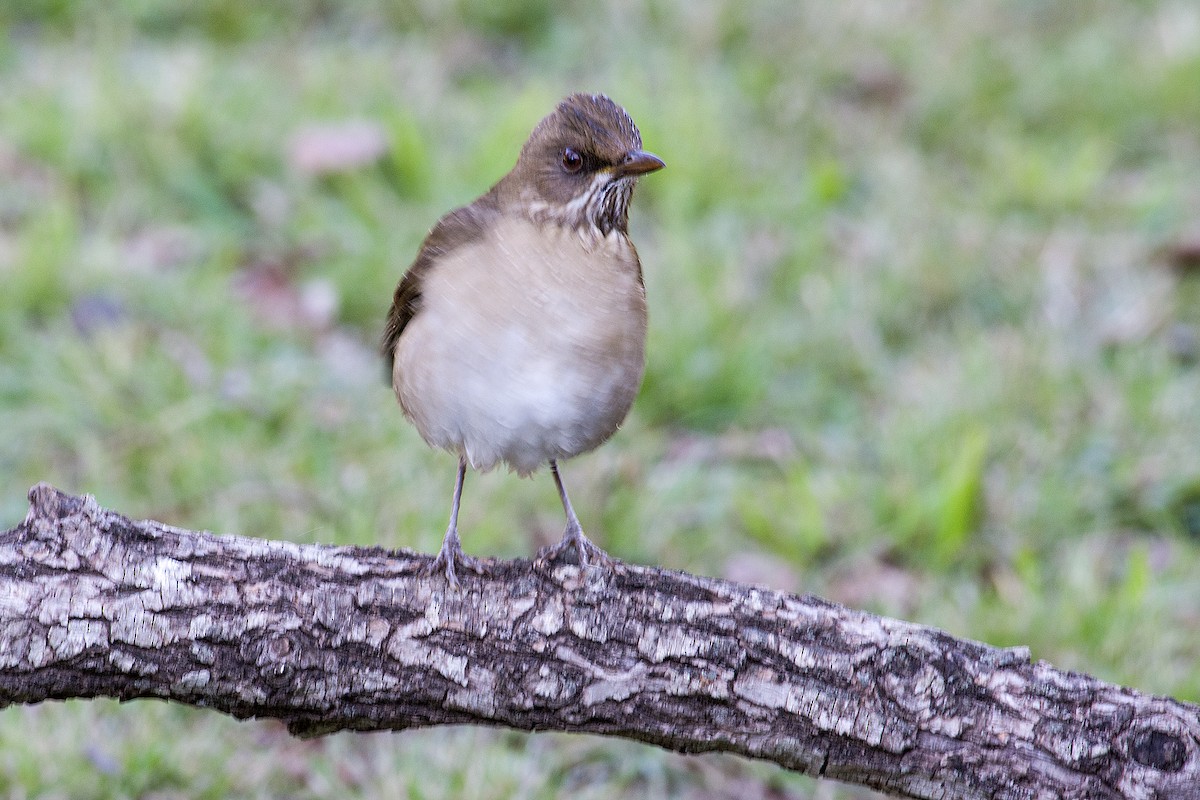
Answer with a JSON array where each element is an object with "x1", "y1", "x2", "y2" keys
[{"x1": 615, "y1": 149, "x2": 665, "y2": 178}]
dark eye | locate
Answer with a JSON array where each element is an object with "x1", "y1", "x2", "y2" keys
[{"x1": 561, "y1": 148, "x2": 583, "y2": 173}]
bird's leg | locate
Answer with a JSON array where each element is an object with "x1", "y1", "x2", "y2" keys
[
  {"x1": 426, "y1": 456, "x2": 487, "y2": 587},
  {"x1": 535, "y1": 460, "x2": 614, "y2": 568}
]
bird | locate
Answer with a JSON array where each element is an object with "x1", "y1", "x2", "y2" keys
[{"x1": 381, "y1": 93, "x2": 664, "y2": 586}]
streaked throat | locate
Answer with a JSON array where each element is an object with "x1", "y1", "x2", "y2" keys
[{"x1": 527, "y1": 173, "x2": 637, "y2": 240}]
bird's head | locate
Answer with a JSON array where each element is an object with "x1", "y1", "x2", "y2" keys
[{"x1": 503, "y1": 93, "x2": 664, "y2": 236}]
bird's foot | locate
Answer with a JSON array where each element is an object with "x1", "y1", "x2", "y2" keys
[
  {"x1": 426, "y1": 527, "x2": 488, "y2": 589},
  {"x1": 535, "y1": 520, "x2": 614, "y2": 569}
]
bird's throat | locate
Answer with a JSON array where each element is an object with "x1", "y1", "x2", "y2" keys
[{"x1": 521, "y1": 174, "x2": 635, "y2": 240}]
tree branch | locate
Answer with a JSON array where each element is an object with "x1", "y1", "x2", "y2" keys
[{"x1": 1, "y1": 484, "x2": 1198, "y2": 799}]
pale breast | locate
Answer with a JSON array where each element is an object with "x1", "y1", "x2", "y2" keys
[{"x1": 393, "y1": 216, "x2": 647, "y2": 475}]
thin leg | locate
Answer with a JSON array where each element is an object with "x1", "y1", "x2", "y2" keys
[
  {"x1": 426, "y1": 456, "x2": 487, "y2": 587},
  {"x1": 552, "y1": 459, "x2": 583, "y2": 538},
  {"x1": 535, "y1": 460, "x2": 613, "y2": 567}
]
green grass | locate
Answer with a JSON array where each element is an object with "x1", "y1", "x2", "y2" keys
[{"x1": 3, "y1": 1, "x2": 1200, "y2": 797}]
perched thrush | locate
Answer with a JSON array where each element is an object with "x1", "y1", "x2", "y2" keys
[{"x1": 381, "y1": 93, "x2": 664, "y2": 585}]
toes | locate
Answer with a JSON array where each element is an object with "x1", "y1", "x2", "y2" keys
[
  {"x1": 424, "y1": 544, "x2": 491, "y2": 587},
  {"x1": 536, "y1": 529, "x2": 614, "y2": 568},
  {"x1": 575, "y1": 537, "x2": 614, "y2": 568},
  {"x1": 425, "y1": 551, "x2": 461, "y2": 589},
  {"x1": 533, "y1": 540, "x2": 567, "y2": 567}
]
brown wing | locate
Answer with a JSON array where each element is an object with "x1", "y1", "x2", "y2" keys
[{"x1": 380, "y1": 193, "x2": 501, "y2": 383}]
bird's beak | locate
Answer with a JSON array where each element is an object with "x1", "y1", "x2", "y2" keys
[{"x1": 614, "y1": 149, "x2": 665, "y2": 177}]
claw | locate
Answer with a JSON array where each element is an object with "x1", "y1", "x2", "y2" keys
[
  {"x1": 535, "y1": 519, "x2": 614, "y2": 569},
  {"x1": 426, "y1": 525, "x2": 487, "y2": 588},
  {"x1": 536, "y1": 459, "x2": 616, "y2": 570},
  {"x1": 421, "y1": 456, "x2": 488, "y2": 588}
]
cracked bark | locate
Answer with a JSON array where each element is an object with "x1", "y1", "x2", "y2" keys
[{"x1": 2, "y1": 485, "x2": 1199, "y2": 799}]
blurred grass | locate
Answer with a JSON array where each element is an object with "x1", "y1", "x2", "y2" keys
[{"x1": 2, "y1": 1, "x2": 1200, "y2": 797}]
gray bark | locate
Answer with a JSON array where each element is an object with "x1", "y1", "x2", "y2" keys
[{"x1": 1, "y1": 484, "x2": 1198, "y2": 799}]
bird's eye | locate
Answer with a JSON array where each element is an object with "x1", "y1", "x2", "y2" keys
[{"x1": 561, "y1": 148, "x2": 583, "y2": 173}]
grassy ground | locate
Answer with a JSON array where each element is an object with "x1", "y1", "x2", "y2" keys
[{"x1": 3, "y1": 1, "x2": 1200, "y2": 797}]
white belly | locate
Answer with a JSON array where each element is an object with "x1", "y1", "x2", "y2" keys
[{"x1": 393, "y1": 217, "x2": 647, "y2": 475}]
